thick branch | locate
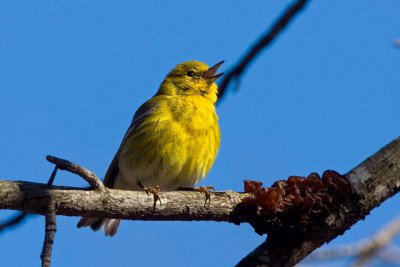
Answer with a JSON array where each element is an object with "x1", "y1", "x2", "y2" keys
[
  {"x1": 0, "y1": 182, "x2": 249, "y2": 222},
  {"x1": 217, "y1": 0, "x2": 310, "y2": 102},
  {"x1": 236, "y1": 137, "x2": 400, "y2": 267}
]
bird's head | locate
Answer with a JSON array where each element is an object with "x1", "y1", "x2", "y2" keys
[{"x1": 157, "y1": 60, "x2": 224, "y2": 103}]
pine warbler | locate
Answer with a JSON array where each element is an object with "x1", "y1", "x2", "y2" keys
[{"x1": 78, "y1": 60, "x2": 223, "y2": 236}]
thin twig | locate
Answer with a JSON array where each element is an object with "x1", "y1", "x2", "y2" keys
[
  {"x1": 305, "y1": 216, "x2": 400, "y2": 265},
  {"x1": 40, "y1": 200, "x2": 57, "y2": 267},
  {"x1": 46, "y1": 155, "x2": 105, "y2": 190},
  {"x1": 217, "y1": 0, "x2": 310, "y2": 102},
  {"x1": 378, "y1": 244, "x2": 400, "y2": 264},
  {"x1": 352, "y1": 216, "x2": 400, "y2": 267},
  {"x1": 0, "y1": 212, "x2": 29, "y2": 232},
  {"x1": 47, "y1": 166, "x2": 58, "y2": 186}
]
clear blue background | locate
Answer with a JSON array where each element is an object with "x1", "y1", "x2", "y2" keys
[{"x1": 1, "y1": 1, "x2": 399, "y2": 266}]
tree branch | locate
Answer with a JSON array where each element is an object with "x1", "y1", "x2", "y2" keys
[
  {"x1": 353, "y1": 215, "x2": 400, "y2": 267},
  {"x1": 217, "y1": 0, "x2": 310, "y2": 102},
  {"x1": 40, "y1": 200, "x2": 56, "y2": 267},
  {"x1": 1, "y1": 137, "x2": 399, "y2": 266},
  {"x1": 306, "y1": 216, "x2": 400, "y2": 266},
  {"x1": 0, "y1": 212, "x2": 29, "y2": 232},
  {"x1": 0, "y1": 181, "x2": 249, "y2": 222},
  {"x1": 394, "y1": 39, "x2": 400, "y2": 48},
  {"x1": 235, "y1": 137, "x2": 400, "y2": 267},
  {"x1": 46, "y1": 155, "x2": 105, "y2": 190}
]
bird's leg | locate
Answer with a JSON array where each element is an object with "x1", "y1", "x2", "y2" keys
[
  {"x1": 138, "y1": 182, "x2": 161, "y2": 207},
  {"x1": 194, "y1": 186, "x2": 215, "y2": 204},
  {"x1": 178, "y1": 186, "x2": 215, "y2": 205}
]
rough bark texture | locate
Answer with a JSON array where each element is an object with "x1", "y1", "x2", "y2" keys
[
  {"x1": 236, "y1": 137, "x2": 400, "y2": 267},
  {"x1": 0, "y1": 182, "x2": 249, "y2": 222}
]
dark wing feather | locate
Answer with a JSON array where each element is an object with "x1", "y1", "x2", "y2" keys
[{"x1": 102, "y1": 100, "x2": 160, "y2": 188}]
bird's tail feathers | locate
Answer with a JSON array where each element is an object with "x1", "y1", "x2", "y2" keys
[{"x1": 77, "y1": 217, "x2": 121, "y2": 237}]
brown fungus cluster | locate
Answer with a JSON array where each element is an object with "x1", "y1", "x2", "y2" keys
[{"x1": 231, "y1": 170, "x2": 353, "y2": 240}]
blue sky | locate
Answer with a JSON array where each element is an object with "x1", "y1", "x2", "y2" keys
[{"x1": 1, "y1": 1, "x2": 399, "y2": 266}]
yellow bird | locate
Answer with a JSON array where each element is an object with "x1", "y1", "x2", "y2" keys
[{"x1": 78, "y1": 60, "x2": 223, "y2": 236}]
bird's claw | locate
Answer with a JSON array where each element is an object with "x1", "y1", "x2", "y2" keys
[
  {"x1": 143, "y1": 186, "x2": 162, "y2": 206},
  {"x1": 194, "y1": 186, "x2": 215, "y2": 205}
]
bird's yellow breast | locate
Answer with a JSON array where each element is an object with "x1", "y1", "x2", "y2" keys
[{"x1": 118, "y1": 95, "x2": 220, "y2": 190}]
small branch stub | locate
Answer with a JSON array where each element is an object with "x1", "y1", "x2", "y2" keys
[{"x1": 46, "y1": 155, "x2": 105, "y2": 190}]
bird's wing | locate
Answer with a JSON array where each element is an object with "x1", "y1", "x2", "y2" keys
[{"x1": 103, "y1": 99, "x2": 160, "y2": 188}]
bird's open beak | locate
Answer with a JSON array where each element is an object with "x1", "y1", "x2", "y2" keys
[{"x1": 201, "y1": 60, "x2": 224, "y2": 81}]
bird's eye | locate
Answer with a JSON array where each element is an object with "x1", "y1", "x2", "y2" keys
[{"x1": 186, "y1": 71, "x2": 195, "y2": 77}]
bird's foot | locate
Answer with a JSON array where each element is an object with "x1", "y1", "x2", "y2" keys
[
  {"x1": 138, "y1": 182, "x2": 162, "y2": 209},
  {"x1": 194, "y1": 186, "x2": 215, "y2": 205},
  {"x1": 143, "y1": 185, "x2": 162, "y2": 206}
]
